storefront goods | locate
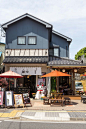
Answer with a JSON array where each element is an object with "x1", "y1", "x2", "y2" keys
[
  {"x1": 5, "y1": 91, "x2": 14, "y2": 106},
  {"x1": 0, "y1": 91, "x2": 4, "y2": 105}
]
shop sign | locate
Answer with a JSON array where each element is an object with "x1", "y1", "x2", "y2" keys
[
  {"x1": 14, "y1": 94, "x2": 24, "y2": 107},
  {"x1": 5, "y1": 91, "x2": 14, "y2": 106},
  {"x1": 23, "y1": 93, "x2": 31, "y2": 104},
  {"x1": 10, "y1": 67, "x2": 41, "y2": 75},
  {"x1": 0, "y1": 91, "x2": 4, "y2": 105}
]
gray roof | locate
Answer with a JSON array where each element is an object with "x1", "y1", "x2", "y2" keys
[
  {"x1": 52, "y1": 30, "x2": 72, "y2": 43},
  {"x1": 2, "y1": 13, "x2": 52, "y2": 29},
  {"x1": 3, "y1": 56, "x2": 48, "y2": 63},
  {"x1": 48, "y1": 57, "x2": 84, "y2": 66}
]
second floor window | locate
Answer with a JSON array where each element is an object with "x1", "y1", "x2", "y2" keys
[
  {"x1": 54, "y1": 48, "x2": 59, "y2": 56},
  {"x1": 28, "y1": 37, "x2": 36, "y2": 45},
  {"x1": 17, "y1": 37, "x2": 26, "y2": 45}
]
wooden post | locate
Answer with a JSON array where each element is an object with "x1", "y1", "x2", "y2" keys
[{"x1": 73, "y1": 69, "x2": 75, "y2": 95}]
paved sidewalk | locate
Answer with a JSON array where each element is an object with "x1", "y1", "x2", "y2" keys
[
  {"x1": 20, "y1": 110, "x2": 86, "y2": 121},
  {"x1": 0, "y1": 109, "x2": 86, "y2": 121}
]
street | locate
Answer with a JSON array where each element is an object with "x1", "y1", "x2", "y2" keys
[{"x1": 0, "y1": 120, "x2": 86, "y2": 129}]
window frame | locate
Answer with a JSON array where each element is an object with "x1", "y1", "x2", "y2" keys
[
  {"x1": 28, "y1": 36, "x2": 37, "y2": 45},
  {"x1": 17, "y1": 36, "x2": 26, "y2": 45},
  {"x1": 54, "y1": 47, "x2": 59, "y2": 57},
  {"x1": 66, "y1": 46, "x2": 67, "y2": 57}
]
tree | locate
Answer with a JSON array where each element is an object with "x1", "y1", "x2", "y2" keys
[
  {"x1": 0, "y1": 78, "x2": 8, "y2": 88},
  {"x1": 75, "y1": 47, "x2": 86, "y2": 60}
]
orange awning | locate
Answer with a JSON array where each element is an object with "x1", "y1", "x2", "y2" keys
[{"x1": 41, "y1": 70, "x2": 71, "y2": 77}]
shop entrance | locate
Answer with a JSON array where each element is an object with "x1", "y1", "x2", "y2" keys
[
  {"x1": 16, "y1": 75, "x2": 36, "y2": 97},
  {"x1": 24, "y1": 75, "x2": 36, "y2": 97}
]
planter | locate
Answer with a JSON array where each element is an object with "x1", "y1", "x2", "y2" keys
[{"x1": 32, "y1": 93, "x2": 36, "y2": 99}]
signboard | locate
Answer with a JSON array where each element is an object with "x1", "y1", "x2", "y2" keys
[
  {"x1": 23, "y1": 93, "x2": 31, "y2": 105},
  {"x1": 14, "y1": 94, "x2": 24, "y2": 107},
  {"x1": 10, "y1": 67, "x2": 41, "y2": 75},
  {"x1": 0, "y1": 91, "x2": 4, "y2": 105},
  {"x1": 5, "y1": 91, "x2": 14, "y2": 106}
]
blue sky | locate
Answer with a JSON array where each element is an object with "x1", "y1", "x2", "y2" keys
[{"x1": 0, "y1": 0, "x2": 86, "y2": 59}]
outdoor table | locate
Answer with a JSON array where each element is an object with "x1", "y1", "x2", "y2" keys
[
  {"x1": 81, "y1": 95, "x2": 86, "y2": 103},
  {"x1": 49, "y1": 98, "x2": 64, "y2": 106},
  {"x1": 43, "y1": 97, "x2": 49, "y2": 105}
]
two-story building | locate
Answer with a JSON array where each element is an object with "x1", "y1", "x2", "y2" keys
[
  {"x1": 0, "y1": 42, "x2": 5, "y2": 73},
  {"x1": 1, "y1": 13, "x2": 86, "y2": 96}
]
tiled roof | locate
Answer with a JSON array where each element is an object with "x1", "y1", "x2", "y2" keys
[
  {"x1": 3, "y1": 56, "x2": 48, "y2": 63},
  {"x1": 48, "y1": 57, "x2": 84, "y2": 66}
]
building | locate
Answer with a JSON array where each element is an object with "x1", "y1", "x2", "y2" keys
[
  {"x1": 0, "y1": 42, "x2": 5, "y2": 73},
  {"x1": 1, "y1": 13, "x2": 86, "y2": 96}
]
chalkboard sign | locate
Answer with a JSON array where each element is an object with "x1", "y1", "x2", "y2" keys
[
  {"x1": 0, "y1": 91, "x2": 4, "y2": 105},
  {"x1": 5, "y1": 91, "x2": 14, "y2": 107},
  {"x1": 23, "y1": 93, "x2": 32, "y2": 106},
  {"x1": 14, "y1": 94, "x2": 24, "y2": 108}
]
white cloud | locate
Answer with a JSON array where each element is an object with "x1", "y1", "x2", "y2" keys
[{"x1": 0, "y1": 0, "x2": 86, "y2": 59}]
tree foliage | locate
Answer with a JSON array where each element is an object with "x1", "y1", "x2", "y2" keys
[
  {"x1": 75, "y1": 47, "x2": 86, "y2": 60},
  {"x1": 0, "y1": 78, "x2": 8, "y2": 87}
]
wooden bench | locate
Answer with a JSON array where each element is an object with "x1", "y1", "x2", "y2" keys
[{"x1": 49, "y1": 98, "x2": 64, "y2": 106}]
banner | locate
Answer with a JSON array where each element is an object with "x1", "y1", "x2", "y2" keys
[
  {"x1": 10, "y1": 67, "x2": 41, "y2": 75},
  {"x1": 0, "y1": 91, "x2": 4, "y2": 105},
  {"x1": 5, "y1": 91, "x2": 14, "y2": 106}
]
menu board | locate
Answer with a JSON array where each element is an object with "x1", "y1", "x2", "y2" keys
[
  {"x1": 23, "y1": 93, "x2": 31, "y2": 104},
  {"x1": 5, "y1": 91, "x2": 14, "y2": 106},
  {"x1": 14, "y1": 94, "x2": 24, "y2": 107},
  {"x1": 0, "y1": 91, "x2": 4, "y2": 105}
]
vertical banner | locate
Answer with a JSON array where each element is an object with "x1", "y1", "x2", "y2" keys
[
  {"x1": 5, "y1": 91, "x2": 14, "y2": 106},
  {"x1": 0, "y1": 91, "x2": 4, "y2": 105}
]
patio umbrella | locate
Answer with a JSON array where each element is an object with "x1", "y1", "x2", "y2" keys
[
  {"x1": 41, "y1": 70, "x2": 71, "y2": 93},
  {"x1": 41, "y1": 70, "x2": 71, "y2": 77},
  {"x1": 0, "y1": 70, "x2": 23, "y2": 90}
]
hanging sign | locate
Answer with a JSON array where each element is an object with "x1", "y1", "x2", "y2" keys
[
  {"x1": 10, "y1": 67, "x2": 41, "y2": 75},
  {"x1": 5, "y1": 91, "x2": 14, "y2": 106},
  {"x1": 14, "y1": 94, "x2": 24, "y2": 107},
  {"x1": 0, "y1": 91, "x2": 4, "y2": 105}
]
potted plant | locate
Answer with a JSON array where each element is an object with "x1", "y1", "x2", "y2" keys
[{"x1": 32, "y1": 93, "x2": 36, "y2": 99}]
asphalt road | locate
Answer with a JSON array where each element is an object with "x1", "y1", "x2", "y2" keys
[{"x1": 0, "y1": 120, "x2": 86, "y2": 129}]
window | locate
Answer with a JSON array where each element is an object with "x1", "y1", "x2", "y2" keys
[
  {"x1": 66, "y1": 46, "x2": 67, "y2": 57},
  {"x1": 17, "y1": 37, "x2": 25, "y2": 45},
  {"x1": 54, "y1": 48, "x2": 59, "y2": 56},
  {"x1": 28, "y1": 37, "x2": 36, "y2": 45}
]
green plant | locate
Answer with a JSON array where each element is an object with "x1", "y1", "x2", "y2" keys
[
  {"x1": 75, "y1": 47, "x2": 86, "y2": 60},
  {"x1": 51, "y1": 77, "x2": 56, "y2": 91}
]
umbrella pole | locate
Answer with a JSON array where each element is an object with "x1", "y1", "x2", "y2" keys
[{"x1": 9, "y1": 79, "x2": 10, "y2": 91}]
